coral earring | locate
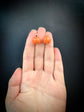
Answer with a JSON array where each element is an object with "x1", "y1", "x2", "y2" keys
[
  {"x1": 32, "y1": 36, "x2": 41, "y2": 44},
  {"x1": 43, "y1": 35, "x2": 51, "y2": 44}
]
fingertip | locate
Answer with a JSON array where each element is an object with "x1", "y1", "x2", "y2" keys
[
  {"x1": 54, "y1": 48, "x2": 62, "y2": 61},
  {"x1": 38, "y1": 27, "x2": 46, "y2": 31},
  {"x1": 30, "y1": 29, "x2": 37, "y2": 35},
  {"x1": 9, "y1": 68, "x2": 22, "y2": 87},
  {"x1": 46, "y1": 32, "x2": 53, "y2": 38},
  {"x1": 37, "y1": 27, "x2": 46, "y2": 40},
  {"x1": 14, "y1": 67, "x2": 22, "y2": 74},
  {"x1": 46, "y1": 32, "x2": 53, "y2": 46},
  {"x1": 26, "y1": 29, "x2": 37, "y2": 45}
]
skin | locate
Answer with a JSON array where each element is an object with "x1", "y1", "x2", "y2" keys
[{"x1": 5, "y1": 27, "x2": 67, "y2": 112}]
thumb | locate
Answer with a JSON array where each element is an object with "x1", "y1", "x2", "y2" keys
[{"x1": 6, "y1": 68, "x2": 22, "y2": 101}]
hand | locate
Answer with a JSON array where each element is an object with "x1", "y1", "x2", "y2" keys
[{"x1": 5, "y1": 27, "x2": 66, "y2": 112}]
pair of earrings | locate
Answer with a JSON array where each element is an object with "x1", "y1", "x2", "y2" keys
[{"x1": 32, "y1": 35, "x2": 51, "y2": 44}]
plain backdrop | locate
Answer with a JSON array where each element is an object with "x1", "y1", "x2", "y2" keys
[{"x1": 0, "y1": 0, "x2": 84, "y2": 112}]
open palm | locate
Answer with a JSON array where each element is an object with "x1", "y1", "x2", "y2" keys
[{"x1": 5, "y1": 27, "x2": 66, "y2": 112}]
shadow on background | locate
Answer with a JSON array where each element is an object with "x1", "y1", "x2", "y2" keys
[{"x1": 0, "y1": 0, "x2": 84, "y2": 112}]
